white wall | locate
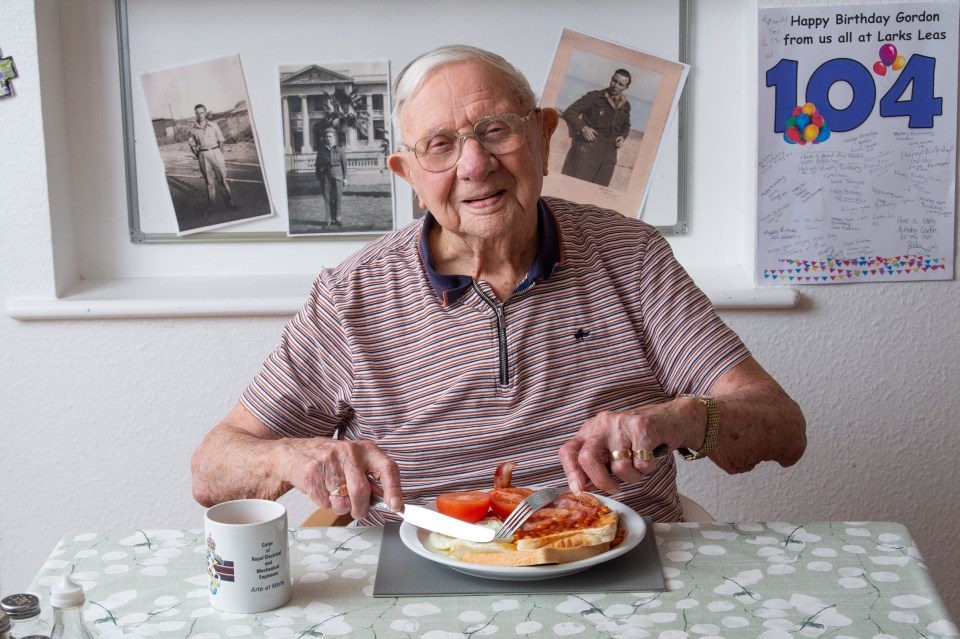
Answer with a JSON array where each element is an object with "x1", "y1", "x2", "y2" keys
[{"x1": 1, "y1": 0, "x2": 958, "y2": 622}]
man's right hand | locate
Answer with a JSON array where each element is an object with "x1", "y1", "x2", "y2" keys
[
  {"x1": 191, "y1": 402, "x2": 403, "y2": 522},
  {"x1": 277, "y1": 436, "x2": 403, "y2": 520},
  {"x1": 581, "y1": 125, "x2": 598, "y2": 142}
]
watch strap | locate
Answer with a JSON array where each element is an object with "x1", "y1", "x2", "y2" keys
[{"x1": 676, "y1": 394, "x2": 719, "y2": 460}]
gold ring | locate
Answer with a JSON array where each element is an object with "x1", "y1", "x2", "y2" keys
[
  {"x1": 610, "y1": 449, "x2": 633, "y2": 461},
  {"x1": 329, "y1": 485, "x2": 347, "y2": 497},
  {"x1": 633, "y1": 448, "x2": 654, "y2": 461}
]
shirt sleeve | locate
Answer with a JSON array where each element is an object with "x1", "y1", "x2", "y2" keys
[
  {"x1": 240, "y1": 272, "x2": 355, "y2": 437},
  {"x1": 617, "y1": 102, "x2": 631, "y2": 139},
  {"x1": 562, "y1": 91, "x2": 596, "y2": 130},
  {"x1": 637, "y1": 229, "x2": 751, "y2": 395}
]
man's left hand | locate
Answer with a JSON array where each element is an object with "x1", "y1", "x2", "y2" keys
[
  {"x1": 558, "y1": 357, "x2": 807, "y2": 494},
  {"x1": 558, "y1": 401, "x2": 696, "y2": 494}
]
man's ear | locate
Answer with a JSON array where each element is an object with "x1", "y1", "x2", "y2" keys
[
  {"x1": 387, "y1": 153, "x2": 412, "y2": 183},
  {"x1": 538, "y1": 108, "x2": 560, "y2": 176},
  {"x1": 388, "y1": 153, "x2": 427, "y2": 210}
]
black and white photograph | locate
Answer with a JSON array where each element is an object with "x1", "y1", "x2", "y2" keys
[
  {"x1": 140, "y1": 55, "x2": 274, "y2": 235},
  {"x1": 279, "y1": 61, "x2": 394, "y2": 236},
  {"x1": 542, "y1": 29, "x2": 688, "y2": 218}
]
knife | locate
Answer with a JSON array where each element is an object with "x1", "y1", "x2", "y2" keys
[{"x1": 371, "y1": 497, "x2": 496, "y2": 543}]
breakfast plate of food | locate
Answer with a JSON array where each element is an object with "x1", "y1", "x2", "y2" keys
[{"x1": 397, "y1": 463, "x2": 646, "y2": 581}]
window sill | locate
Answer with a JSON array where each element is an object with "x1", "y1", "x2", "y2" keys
[{"x1": 6, "y1": 267, "x2": 798, "y2": 320}]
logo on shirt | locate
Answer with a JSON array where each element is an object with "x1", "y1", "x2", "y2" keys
[{"x1": 574, "y1": 328, "x2": 591, "y2": 342}]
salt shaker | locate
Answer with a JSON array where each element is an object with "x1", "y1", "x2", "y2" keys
[
  {"x1": 48, "y1": 575, "x2": 94, "y2": 639},
  {"x1": 0, "y1": 610, "x2": 12, "y2": 639},
  {"x1": 0, "y1": 593, "x2": 50, "y2": 639}
]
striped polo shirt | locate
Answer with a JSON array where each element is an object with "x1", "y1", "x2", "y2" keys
[{"x1": 242, "y1": 196, "x2": 750, "y2": 524}]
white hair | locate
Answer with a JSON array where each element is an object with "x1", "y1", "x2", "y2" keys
[{"x1": 391, "y1": 45, "x2": 537, "y2": 147}]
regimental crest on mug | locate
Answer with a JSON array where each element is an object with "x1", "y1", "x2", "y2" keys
[{"x1": 206, "y1": 535, "x2": 235, "y2": 594}]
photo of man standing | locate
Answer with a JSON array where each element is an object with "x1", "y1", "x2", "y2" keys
[
  {"x1": 314, "y1": 127, "x2": 348, "y2": 227},
  {"x1": 561, "y1": 69, "x2": 632, "y2": 187},
  {"x1": 188, "y1": 103, "x2": 236, "y2": 211}
]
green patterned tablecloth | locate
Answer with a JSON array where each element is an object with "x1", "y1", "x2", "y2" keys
[{"x1": 26, "y1": 522, "x2": 958, "y2": 638}]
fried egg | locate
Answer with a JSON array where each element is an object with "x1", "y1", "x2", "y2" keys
[{"x1": 426, "y1": 517, "x2": 513, "y2": 554}]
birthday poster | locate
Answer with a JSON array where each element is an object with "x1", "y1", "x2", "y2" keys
[{"x1": 757, "y1": 2, "x2": 958, "y2": 285}]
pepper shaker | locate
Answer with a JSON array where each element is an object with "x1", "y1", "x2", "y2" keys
[{"x1": 0, "y1": 594, "x2": 50, "y2": 639}]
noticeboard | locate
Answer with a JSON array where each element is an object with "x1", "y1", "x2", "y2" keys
[{"x1": 116, "y1": 0, "x2": 690, "y2": 243}]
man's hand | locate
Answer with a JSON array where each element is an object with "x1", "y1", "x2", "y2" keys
[
  {"x1": 191, "y1": 403, "x2": 404, "y2": 521},
  {"x1": 558, "y1": 401, "x2": 692, "y2": 494},
  {"x1": 557, "y1": 357, "x2": 806, "y2": 495},
  {"x1": 580, "y1": 125, "x2": 598, "y2": 142},
  {"x1": 276, "y1": 436, "x2": 402, "y2": 520}
]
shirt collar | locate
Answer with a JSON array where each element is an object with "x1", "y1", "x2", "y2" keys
[
  {"x1": 604, "y1": 91, "x2": 626, "y2": 109},
  {"x1": 418, "y1": 197, "x2": 563, "y2": 305}
]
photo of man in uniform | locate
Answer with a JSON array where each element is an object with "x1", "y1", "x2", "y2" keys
[
  {"x1": 279, "y1": 61, "x2": 394, "y2": 236},
  {"x1": 314, "y1": 127, "x2": 348, "y2": 227},
  {"x1": 561, "y1": 69, "x2": 632, "y2": 187},
  {"x1": 542, "y1": 29, "x2": 689, "y2": 219}
]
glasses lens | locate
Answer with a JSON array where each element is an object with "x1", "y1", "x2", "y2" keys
[
  {"x1": 476, "y1": 115, "x2": 525, "y2": 153},
  {"x1": 415, "y1": 132, "x2": 459, "y2": 162},
  {"x1": 414, "y1": 131, "x2": 462, "y2": 171}
]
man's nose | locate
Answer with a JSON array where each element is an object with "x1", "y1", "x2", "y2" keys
[{"x1": 456, "y1": 135, "x2": 497, "y2": 178}]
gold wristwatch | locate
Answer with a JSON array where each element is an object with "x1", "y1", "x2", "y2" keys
[{"x1": 676, "y1": 394, "x2": 719, "y2": 460}]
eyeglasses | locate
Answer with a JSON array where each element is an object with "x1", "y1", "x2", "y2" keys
[{"x1": 403, "y1": 107, "x2": 540, "y2": 172}]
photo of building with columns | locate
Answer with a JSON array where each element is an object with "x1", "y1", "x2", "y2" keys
[{"x1": 279, "y1": 61, "x2": 394, "y2": 235}]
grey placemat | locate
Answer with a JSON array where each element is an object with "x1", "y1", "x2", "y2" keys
[{"x1": 373, "y1": 517, "x2": 665, "y2": 596}]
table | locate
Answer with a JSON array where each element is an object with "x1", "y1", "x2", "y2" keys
[{"x1": 27, "y1": 522, "x2": 958, "y2": 638}]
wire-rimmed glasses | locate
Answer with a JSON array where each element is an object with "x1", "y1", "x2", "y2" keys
[{"x1": 403, "y1": 107, "x2": 541, "y2": 172}]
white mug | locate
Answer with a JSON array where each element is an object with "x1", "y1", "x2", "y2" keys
[{"x1": 204, "y1": 499, "x2": 292, "y2": 613}]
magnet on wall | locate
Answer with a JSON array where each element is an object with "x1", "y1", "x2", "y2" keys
[{"x1": 0, "y1": 48, "x2": 18, "y2": 97}]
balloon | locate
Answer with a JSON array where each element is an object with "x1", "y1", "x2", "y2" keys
[
  {"x1": 782, "y1": 102, "x2": 830, "y2": 146},
  {"x1": 873, "y1": 61, "x2": 887, "y2": 76},
  {"x1": 879, "y1": 44, "x2": 897, "y2": 66},
  {"x1": 893, "y1": 55, "x2": 906, "y2": 71}
]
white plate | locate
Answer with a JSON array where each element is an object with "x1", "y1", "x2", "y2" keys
[{"x1": 398, "y1": 493, "x2": 646, "y2": 581}]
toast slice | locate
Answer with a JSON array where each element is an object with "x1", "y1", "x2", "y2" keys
[
  {"x1": 515, "y1": 510, "x2": 618, "y2": 551},
  {"x1": 427, "y1": 509, "x2": 620, "y2": 566},
  {"x1": 459, "y1": 542, "x2": 611, "y2": 566}
]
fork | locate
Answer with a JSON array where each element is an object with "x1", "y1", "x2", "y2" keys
[{"x1": 492, "y1": 486, "x2": 567, "y2": 541}]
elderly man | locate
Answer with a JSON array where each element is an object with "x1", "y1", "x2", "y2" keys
[{"x1": 191, "y1": 45, "x2": 805, "y2": 524}]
